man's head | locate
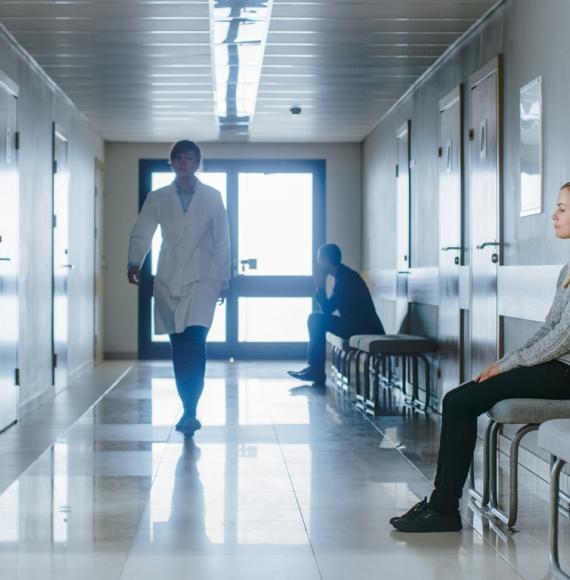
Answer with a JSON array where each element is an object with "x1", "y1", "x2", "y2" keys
[
  {"x1": 317, "y1": 244, "x2": 342, "y2": 275},
  {"x1": 169, "y1": 140, "x2": 201, "y2": 178}
]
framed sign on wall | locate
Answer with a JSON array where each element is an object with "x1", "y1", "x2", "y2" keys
[{"x1": 520, "y1": 76, "x2": 542, "y2": 217}]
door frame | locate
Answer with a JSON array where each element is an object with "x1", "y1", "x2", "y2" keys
[
  {"x1": 468, "y1": 55, "x2": 504, "y2": 369},
  {"x1": 51, "y1": 124, "x2": 69, "y2": 387},
  {"x1": 137, "y1": 158, "x2": 326, "y2": 360},
  {"x1": 0, "y1": 71, "x2": 19, "y2": 432},
  {"x1": 438, "y1": 84, "x2": 464, "y2": 405}
]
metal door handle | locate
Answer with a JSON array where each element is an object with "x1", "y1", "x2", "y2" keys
[
  {"x1": 62, "y1": 264, "x2": 74, "y2": 269},
  {"x1": 0, "y1": 257, "x2": 11, "y2": 261},
  {"x1": 476, "y1": 241, "x2": 500, "y2": 250},
  {"x1": 398, "y1": 271, "x2": 411, "y2": 275},
  {"x1": 441, "y1": 246, "x2": 462, "y2": 251},
  {"x1": 240, "y1": 258, "x2": 257, "y2": 272}
]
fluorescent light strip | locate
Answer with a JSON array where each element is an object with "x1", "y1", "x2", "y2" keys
[{"x1": 209, "y1": 0, "x2": 274, "y2": 137}]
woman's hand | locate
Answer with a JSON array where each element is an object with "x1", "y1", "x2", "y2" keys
[
  {"x1": 474, "y1": 362, "x2": 502, "y2": 383},
  {"x1": 127, "y1": 265, "x2": 140, "y2": 285}
]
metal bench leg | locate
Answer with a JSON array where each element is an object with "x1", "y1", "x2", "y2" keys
[
  {"x1": 367, "y1": 354, "x2": 383, "y2": 415},
  {"x1": 422, "y1": 354, "x2": 431, "y2": 412},
  {"x1": 489, "y1": 421, "x2": 501, "y2": 508},
  {"x1": 404, "y1": 355, "x2": 417, "y2": 407},
  {"x1": 469, "y1": 418, "x2": 494, "y2": 507},
  {"x1": 400, "y1": 355, "x2": 407, "y2": 396},
  {"x1": 362, "y1": 352, "x2": 372, "y2": 409},
  {"x1": 489, "y1": 423, "x2": 539, "y2": 528},
  {"x1": 550, "y1": 457, "x2": 570, "y2": 579},
  {"x1": 354, "y1": 350, "x2": 365, "y2": 403},
  {"x1": 343, "y1": 349, "x2": 356, "y2": 395},
  {"x1": 338, "y1": 348, "x2": 348, "y2": 390}
]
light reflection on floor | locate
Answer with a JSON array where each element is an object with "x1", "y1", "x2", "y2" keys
[{"x1": 0, "y1": 361, "x2": 564, "y2": 579}]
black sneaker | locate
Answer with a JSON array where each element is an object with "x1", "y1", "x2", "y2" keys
[
  {"x1": 389, "y1": 497, "x2": 428, "y2": 525},
  {"x1": 391, "y1": 501, "x2": 462, "y2": 533}
]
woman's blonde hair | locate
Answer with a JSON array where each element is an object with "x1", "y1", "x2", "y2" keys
[{"x1": 560, "y1": 183, "x2": 570, "y2": 288}]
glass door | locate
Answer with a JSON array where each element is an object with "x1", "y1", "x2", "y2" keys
[{"x1": 138, "y1": 159, "x2": 325, "y2": 359}]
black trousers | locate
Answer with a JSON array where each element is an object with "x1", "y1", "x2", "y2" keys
[
  {"x1": 307, "y1": 313, "x2": 381, "y2": 373},
  {"x1": 430, "y1": 361, "x2": 570, "y2": 514},
  {"x1": 169, "y1": 325, "x2": 209, "y2": 419}
]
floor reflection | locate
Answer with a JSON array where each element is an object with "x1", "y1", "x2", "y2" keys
[{"x1": 0, "y1": 361, "x2": 562, "y2": 579}]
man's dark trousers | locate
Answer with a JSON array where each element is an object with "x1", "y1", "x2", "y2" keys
[{"x1": 307, "y1": 313, "x2": 382, "y2": 375}]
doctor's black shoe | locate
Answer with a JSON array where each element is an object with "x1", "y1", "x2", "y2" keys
[
  {"x1": 180, "y1": 418, "x2": 202, "y2": 438},
  {"x1": 288, "y1": 367, "x2": 326, "y2": 383},
  {"x1": 389, "y1": 497, "x2": 428, "y2": 526},
  {"x1": 391, "y1": 502, "x2": 462, "y2": 533}
]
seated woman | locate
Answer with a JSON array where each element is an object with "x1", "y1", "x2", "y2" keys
[{"x1": 391, "y1": 183, "x2": 570, "y2": 533}]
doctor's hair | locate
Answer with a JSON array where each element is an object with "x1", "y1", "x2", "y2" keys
[
  {"x1": 318, "y1": 244, "x2": 342, "y2": 266},
  {"x1": 169, "y1": 140, "x2": 202, "y2": 163}
]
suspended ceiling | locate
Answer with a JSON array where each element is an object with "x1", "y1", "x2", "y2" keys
[{"x1": 0, "y1": 0, "x2": 497, "y2": 142}]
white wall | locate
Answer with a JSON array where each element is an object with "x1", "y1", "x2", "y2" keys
[
  {"x1": 103, "y1": 141, "x2": 362, "y2": 357},
  {"x1": 0, "y1": 30, "x2": 104, "y2": 413}
]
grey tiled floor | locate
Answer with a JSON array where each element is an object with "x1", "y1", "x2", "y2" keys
[{"x1": 0, "y1": 360, "x2": 565, "y2": 579}]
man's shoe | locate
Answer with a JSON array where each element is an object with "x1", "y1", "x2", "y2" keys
[
  {"x1": 391, "y1": 501, "x2": 462, "y2": 533},
  {"x1": 288, "y1": 367, "x2": 311, "y2": 379},
  {"x1": 288, "y1": 367, "x2": 326, "y2": 383}
]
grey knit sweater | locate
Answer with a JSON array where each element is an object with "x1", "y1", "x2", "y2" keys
[{"x1": 499, "y1": 263, "x2": 570, "y2": 372}]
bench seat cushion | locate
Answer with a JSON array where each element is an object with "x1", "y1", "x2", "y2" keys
[
  {"x1": 349, "y1": 334, "x2": 437, "y2": 354},
  {"x1": 326, "y1": 332, "x2": 351, "y2": 351},
  {"x1": 538, "y1": 419, "x2": 570, "y2": 463},
  {"x1": 489, "y1": 399, "x2": 570, "y2": 424}
]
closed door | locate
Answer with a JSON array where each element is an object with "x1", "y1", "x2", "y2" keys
[
  {"x1": 52, "y1": 127, "x2": 70, "y2": 388},
  {"x1": 93, "y1": 160, "x2": 104, "y2": 363},
  {"x1": 469, "y1": 58, "x2": 502, "y2": 375},
  {"x1": 396, "y1": 121, "x2": 411, "y2": 332},
  {"x1": 438, "y1": 86, "x2": 463, "y2": 403},
  {"x1": 0, "y1": 82, "x2": 19, "y2": 431}
]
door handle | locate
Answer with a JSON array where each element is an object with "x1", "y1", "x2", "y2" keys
[
  {"x1": 441, "y1": 246, "x2": 462, "y2": 251},
  {"x1": 476, "y1": 241, "x2": 500, "y2": 250},
  {"x1": 397, "y1": 271, "x2": 411, "y2": 275},
  {"x1": 0, "y1": 257, "x2": 11, "y2": 261},
  {"x1": 240, "y1": 258, "x2": 257, "y2": 272},
  {"x1": 62, "y1": 264, "x2": 74, "y2": 269}
]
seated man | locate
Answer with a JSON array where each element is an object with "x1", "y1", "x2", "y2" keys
[{"x1": 289, "y1": 243, "x2": 385, "y2": 383}]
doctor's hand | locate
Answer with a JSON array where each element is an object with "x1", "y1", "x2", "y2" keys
[
  {"x1": 474, "y1": 362, "x2": 502, "y2": 383},
  {"x1": 218, "y1": 289, "x2": 228, "y2": 305},
  {"x1": 127, "y1": 265, "x2": 140, "y2": 285}
]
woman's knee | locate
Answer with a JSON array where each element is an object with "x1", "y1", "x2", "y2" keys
[{"x1": 443, "y1": 382, "x2": 478, "y2": 416}]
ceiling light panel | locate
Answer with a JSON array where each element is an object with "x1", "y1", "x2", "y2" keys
[{"x1": 209, "y1": 0, "x2": 274, "y2": 138}]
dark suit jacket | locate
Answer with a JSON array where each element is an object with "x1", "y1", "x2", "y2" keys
[{"x1": 314, "y1": 264, "x2": 385, "y2": 334}]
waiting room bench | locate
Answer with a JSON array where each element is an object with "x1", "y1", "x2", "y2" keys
[
  {"x1": 326, "y1": 333, "x2": 437, "y2": 414},
  {"x1": 469, "y1": 399, "x2": 570, "y2": 529},
  {"x1": 326, "y1": 333, "x2": 356, "y2": 393},
  {"x1": 539, "y1": 419, "x2": 570, "y2": 579},
  {"x1": 349, "y1": 334, "x2": 437, "y2": 414}
]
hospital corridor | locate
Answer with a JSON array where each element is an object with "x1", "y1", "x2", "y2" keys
[{"x1": 1, "y1": 0, "x2": 570, "y2": 579}]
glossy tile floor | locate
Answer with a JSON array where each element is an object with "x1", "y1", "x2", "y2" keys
[{"x1": 0, "y1": 361, "x2": 568, "y2": 579}]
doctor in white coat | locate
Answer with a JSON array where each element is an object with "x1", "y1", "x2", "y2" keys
[{"x1": 127, "y1": 140, "x2": 231, "y2": 437}]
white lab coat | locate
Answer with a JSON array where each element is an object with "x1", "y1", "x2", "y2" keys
[{"x1": 128, "y1": 179, "x2": 231, "y2": 334}]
